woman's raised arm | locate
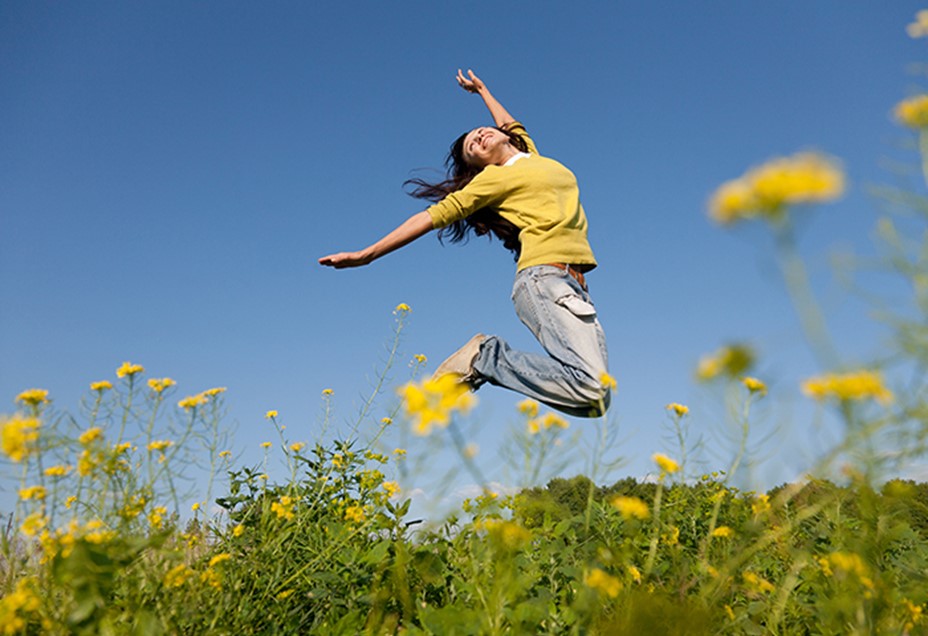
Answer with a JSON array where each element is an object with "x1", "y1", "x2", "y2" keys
[
  {"x1": 318, "y1": 211, "x2": 435, "y2": 269},
  {"x1": 456, "y1": 69, "x2": 515, "y2": 129}
]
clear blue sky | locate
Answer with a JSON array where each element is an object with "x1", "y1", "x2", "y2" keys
[{"x1": 2, "y1": 2, "x2": 926, "y2": 510}]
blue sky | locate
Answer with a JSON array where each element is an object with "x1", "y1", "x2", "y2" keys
[{"x1": 2, "y1": 2, "x2": 926, "y2": 512}]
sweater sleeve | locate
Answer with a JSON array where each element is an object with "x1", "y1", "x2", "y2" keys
[
  {"x1": 425, "y1": 166, "x2": 510, "y2": 229},
  {"x1": 501, "y1": 121, "x2": 538, "y2": 155}
]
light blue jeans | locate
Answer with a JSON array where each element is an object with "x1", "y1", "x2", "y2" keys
[{"x1": 471, "y1": 265, "x2": 610, "y2": 417}]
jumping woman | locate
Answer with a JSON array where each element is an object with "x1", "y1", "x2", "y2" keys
[{"x1": 319, "y1": 70, "x2": 610, "y2": 417}]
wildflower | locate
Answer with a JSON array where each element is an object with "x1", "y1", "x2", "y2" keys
[
  {"x1": 712, "y1": 526, "x2": 734, "y2": 538},
  {"x1": 652, "y1": 453, "x2": 680, "y2": 475},
  {"x1": 541, "y1": 412, "x2": 569, "y2": 430},
  {"x1": 527, "y1": 419, "x2": 541, "y2": 435},
  {"x1": 16, "y1": 389, "x2": 49, "y2": 407},
  {"x1": 77, "y1": 449, "x2": 98, "y2": 476},
  {"x1": 149, "y1": 506, "x2": 167, "y2": 529},
  {"x1": 44, "y1": 464, "x2": 72, "y2": 477},
  {"x1": 178, "y1": 393, "x2": 208, "y2": 410},
  {"x1": 517, "y1": 399, "x2": 540, "y2": 418},
  {"x1": 344, "y1": 505, "x2": 366, "y2": 523},
  {"x1": 65, "y1": 496, "x2": 77, "y2": 509},
  {"x1": 399, "y1": 374, "x2": 476, "y2": 436},
  {"x1": 200, "y1": 568, "x2": 222, "y2": 589},
  {"x1": 1, "y1": 415, "x2": 41, "y2": 462},
  {"x1": 20, "y1": 512, "x2": 47, "y2": 537},
  {"x1": 414, "y1": 354, "x2": 427, "y2": 364},
  {"x1": 203, "y1": 387, "x2": 226, "y2": 397},
  {"x1": 322, "y1": 388, "x2": 333, "y2": 396},
  {"x1": 802, "y1": 370, "x2": 893, "y2": 405},
  {"x1": 662, "y1": 525, "x2": 680, "y2": 546},
  {"x1": 584, "y1": 568, "x2": 622, "y2": 598},
  {"x1": 113, "y1": 442, "x2": 132, "y2": 454},
  {"x1": 392, "y1": 448, "x2": 407, "y2": 457},
  {"x1": 627, "y1": 565, "x2": 642, "y2": 584},
  {"x1": 191, "y1": 502, "x2": 201, "y2": 512},
  {"x1": 147, "y1": 378, "x2": 177, "y2": 394},
  {"x1": 708, "y1": 152, "x2": 844, "y2": 224},
  {"x1": 666, "y1": 402, "x2": 689, "y2": 417},
  {"x1": 896, "y1": 95, "x2": 928, "y2": 129},
  {"x1": 742, "y1": 571, "x2": 775, "y2": 594},
  {"x1": 219, "y1": 450, "x2": 231, "y2": 458},
  {"x1": 271, "y1": 496, "x2": 295, "y2": 521},
  {"x1": 907, "y1": 10, "x2": 928, "y2": 38},
  {"x1": 724, "y1": 605, "x2": 736, "y2": 621},
  {"x1": 696, "y1": 344, "x2": 754, "y2": 381},
  {"x1": 383, "y1": 481, "x2": 401, "y2": 498},
  {"x1": 78, "y1": 427, "x2": 103, "y2": 445},
  {"x1": 90, "y1": 380, "x2": 113, "y2": 392},
  {"x1": 394, "y1": 303, "x2": 411, "y2": 313},
  {"x1": 478, "y1": 518, "x2": 532, "y2": 547},
  {"x1": 116, "y1": 361, "x2": 144, "y2": 378},
  {"x1": 232, "y1": 524, "x2": 245, "y2": 537},
  {"x1": 164, "y1": 564, "x2": 192, "y2": 588},
  {"x1": 752, "y1": 494, "x2": 771, "y2": 515},
  {"x1": 265, "y1": 410, "x2": 278, "y2": 419},
  {"x1": 742, "y1": 376, "x2": 767, "y2": 395},
  {"x1": 611, "y1": 495, "x2": 650, "y2": 520},
  {"x1": 381, "y1": 417, "x2": 393, "y2": 425},
  {"x1": 208, "y1": 553, "x2": 232, "y2": 567},
  {"x1": 147, "y1": 439, "x2": 173, "y2": 452},
  {"x1": 18, "y1": 486, "x2": 47, "y2": 501},
  {"x1": 823, "y1": 551, "x2": 872, "y2": 587},
  {"x1": 277, "y1": 589, "x2": 295, "y2": 600},
  {"x1": 261, "y1": 441, "x2": 272, "y2": 449},
  {"x1": 0, "y1": 578, "x2": 42, "y2": 633},
  {"x1": 600, "y1": 372, "x2": 617, "y2": 391}
]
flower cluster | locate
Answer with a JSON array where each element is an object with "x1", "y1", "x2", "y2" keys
[
  {"x1": 399, "y1": 374, "x2": 476, "y2": 436},
  {"x1": 801, "y1": 370, "x2": 893, "y2": 405}
]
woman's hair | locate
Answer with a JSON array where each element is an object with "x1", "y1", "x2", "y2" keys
[{"x1": 405, "y1": 126, "x2": 530, "y2": 260}]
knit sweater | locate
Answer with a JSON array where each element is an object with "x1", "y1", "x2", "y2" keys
[{"x1": 425, "y1": 122, "x2": 597, "y2": 272}]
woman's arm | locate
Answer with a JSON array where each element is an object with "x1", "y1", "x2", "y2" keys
[
  {"x1": 456, "y1": 69, "x2": 515, "y2": 128},
  {"x1": 318, "y1": 211, "x2": 434, "y2": 269}
]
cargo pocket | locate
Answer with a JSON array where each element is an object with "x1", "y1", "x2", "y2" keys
[{"x1": 556, "y1": 293, "x2": 597, "y2": 319}]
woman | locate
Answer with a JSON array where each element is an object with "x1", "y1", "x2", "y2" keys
[{"x1": 319, "y1": 70, "x2": 610, "y2": 417}]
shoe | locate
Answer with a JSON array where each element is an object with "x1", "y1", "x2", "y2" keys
[{"x1": 431, "y1": 334, "x2": 486, "y2": 382}]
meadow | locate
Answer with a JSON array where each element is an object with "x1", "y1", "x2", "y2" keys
[{"x1": 5, "y1": 11, "x2": 928, "y2": 636}]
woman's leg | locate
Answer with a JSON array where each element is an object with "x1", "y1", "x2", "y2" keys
[{"x1": 470, "y1": 265, "x2": 610, "y2": 417}]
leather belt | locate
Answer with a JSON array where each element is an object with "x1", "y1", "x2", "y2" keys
[{"x1": 546, "y1": 263, "x2": 588, "y2": 291}]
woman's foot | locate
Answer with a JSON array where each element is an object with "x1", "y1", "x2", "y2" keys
[{"x1": 432, "y1": 334, "x2": 486, "y2": 381}]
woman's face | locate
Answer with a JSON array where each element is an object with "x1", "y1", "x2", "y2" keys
[{"x1": 461, "y1": 126, "x2": 512, "y2": 168}]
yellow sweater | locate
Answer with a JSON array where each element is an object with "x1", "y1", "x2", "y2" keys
[{"x1": 426, "y1": 122, "x2": 597, "y2": 272}]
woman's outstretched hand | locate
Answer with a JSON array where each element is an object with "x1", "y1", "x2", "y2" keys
[
  {"x1": 456, "y1": 68, "x2": 486, "y2": 94},
  {"x1": 318, "y1": 251, "x2": 371, "y2": 269}
]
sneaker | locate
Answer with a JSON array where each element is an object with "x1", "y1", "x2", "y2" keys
[{"x1": 431, "y1": 334, "x2": 486, "y2": 382}]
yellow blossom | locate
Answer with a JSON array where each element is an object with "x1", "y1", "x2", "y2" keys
[
  {"x1": 113, "y1": 442, "x2": 132, "y2": 454},
  {"x1": 696, "y1": 344, "x2": 754, "y2": 381},
  {"x1": 399, "y1": 374, "x2": 476, "y2": 436},
  {"x1": 232, "y1": 524, "x2": 245, "y2": 537},
  {"x1": 208, "y1": 553, "x2": 232, "y2": 567},
  {"x1": 149, "y1": 506, "x2": 167, "y2": 528},
  {"x1": 742, "y1": 571, "x2": 775, "y2": 594},
  {"x1": 414, "y1": 354, "x2": 427, "y2": 364},
  {"x1": 381, "y1": 417, "x2": 393, "y2": 425},
  {"x1": 322, "y1": 388, "x2": 333, "y2": 396},
  {"x1": 1, "y1": 415, "x2": 41, "y2": 462},
  {"x1": 203, "y1": 387, "x2": 226, "y2": 397},
  {"x1": 20, "y1": 512, "x2": 47, "y2": 537},
  {"x1": 147, "y1": 439, "x2": 173, "y2": 452},
  {"x1": 290, "y1": 442, "x2": 305, "y2": 453},
  {"x1": 600, "y1": 372, "x2": 617, "y2": 391},
  {"x1": 752, "y1": 494, "x2": 771, "y2": 515},
  {"x1": 908, "y1": 10, "x2": 928, "y2": 38},
  {"x1": 77, "y1": 449, "x2": 98, "y2": 476},
  {"x1": 16, "y1": 389, "x2": 49, "y2": 407},
  {"x1": 147, "y1": 377, "x2": 177, "y2": 394},
  {"x1": 394, "y1": 303, "x2": 411, "y2": 313},
  {"x1": 393, "y1": 448, "x2": 407, "y2": 457},
  {"x1": 477, "y1": 518, "x2": 532, "y2": 547},
  {"x1": 271, "y1": 496, "x2": 295, "y2": 521},
  {"x1": 611, "y1": 495, "x2": 650, "y2": 520},
  {"x1": 44, "y1": 464, "x2": 72, "y2": 477},
  {"x1": 178, "y1": 393, "x2": 208, "y2": 410},
  {"x1": 200, "y1": 568, "x2": 222, "y2": 589},
  {"x1": 18, "y1": 486, "x2": 47, "y2": 501},
  {"x1": 344, "y1": 505, "x2": 366, "y2": 523},
  {"x1": 0, "y1": 577, "x2": 42, "y2": 633},
  {"x1": 666, "y1": 402, "x2": 689, "y2": 417},
  {"x1": 662, "y1": 525, "x2": 680, "y2": 546},
  {"x1": 65, "y1": 496, "x2": 77, "y2": 509},
  {"x1": 261, "y1": 441, "x2": 272, "y2": 449},
  {"x1": 584, "y1": 568, "x2": 622, "y2": 598},
  {"x1": 541, "y1": 412, "x2": 569, "y2": 430},
  {"x1": 896, "y1": 95, "x2": 928, "y2": 128},
  {"x1": 652, "y1": 453, "x2": 680, "y2": 475},
  {"x1": 802, "y1": 370, "x2": 893, "y2": 405},
  {"x1": 627, "y1": 565, "x2": 642, "y2": 584},
  {"x1": 116, "y1": 361, "x2": 144, "y2": 378},
  {"x1": 90, "y1": 380, "x2": 113, "y2": 392},
  {"x1": 79, "y1": 427, "x2": 103, "y2": 445},
  {"x1": 383, "y1": 481, "x2": 401, "y2": 498},
  {"x1": 265, "y1": 410, "x2": 278, "y2": 419},
  {"x1": 219, "y1": 450, "x2": 231, "y2": 458},
  {"x1": 724, "y1": 604, "x2": 736, "y2": 621},
  {"x1": 527, "y1": 419, "x2": 541, "y2": 435},
  {"x1": 164, "y1": 564, "x2": 192, "y2": 588},
  {"x1": 742, "y1": 376, "x2": 767, "y2": 395},
  {"x1": 517, "y1": 399, "x2": 540, "y2": 418},
  {"x1": 712, "y1": 525, "x2": 734, "y2": 538}
]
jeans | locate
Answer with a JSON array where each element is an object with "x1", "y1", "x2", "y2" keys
[{"x1": 471, "y1": 265, "x2": 611, "y2": 417}]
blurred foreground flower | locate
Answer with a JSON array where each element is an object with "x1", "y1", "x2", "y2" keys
[
  {"x1": 653, "y1": 453, "x2": 680, "y2": 475},
  {"x1": 584, "y1": 568, "x2": 622, "y2": 598},
  {"x1": 801, "y1": 370, "x2": 893, "y2": 405},
  {"x1": 611, "y1": 495, "x2": 650, "y2": 520},
  {"x1": 895, "y1": 95, "x2": 928, "y2": 129},
  {"x1": 709, "y1": 152, "x2": 844, "y2": 225},
  {"x1": 907, "y1": 10, "x2": 928, "y2": 38},
  {"x1": 399, "y1": 374, "x2": 476, "y2": 436},
  {"x1": 1, "y1": 415, "x2": 41, "y2": 462},
  {"x1": 696, "y1": 344, "x2": 754, "y2": 381}
]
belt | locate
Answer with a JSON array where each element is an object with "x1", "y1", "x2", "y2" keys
[{"x1": 546, "y1": 263, "x2": 588, "y2": 291}]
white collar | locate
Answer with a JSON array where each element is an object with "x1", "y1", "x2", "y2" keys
[{"x1": 503, "y1": 152, "x2": 531, "y2": 167}]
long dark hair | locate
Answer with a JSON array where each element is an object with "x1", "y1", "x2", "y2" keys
[{"x1": 405, "y1": 126, "x2": 530, "y2": 259}]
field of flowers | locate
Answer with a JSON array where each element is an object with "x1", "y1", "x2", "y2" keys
[{"x1": 5, "y1": 10, "x2": 928, "y2": 636}]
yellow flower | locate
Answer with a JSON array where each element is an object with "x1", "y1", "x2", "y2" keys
[
  {"x1": 527, "y1": 418, "x2": 541, "y2": 435},
  {"x1": 0, "y1": 577, "x2": 42, "y2": 632},
  {"x1": 414, "y1": 354, "x2": 427, "y2": 364},
  {"x1": 666, "y1": 402, "x2": 689, "y2": 417},
  {"x1": 708, "y1": 152, "x2": 844, "y2": 224},
  {"x1": 208, "y1": 553, "x2": 232, "y2": 567},
  {"x1": 712, "y1": 525, "x2": 734, "y2": 538},
  {"x1": 16, "y1": 389, "x2": 49, "y2": 407},
  {"x1": 662, "y1": 525, "x2": 680, "y2": 546},
  {"x1": 344, "y1": 505, "x2": 366, "y2": 523},
  {"x1": 290, "y1": 442, "x2": 305, "y2": 453},
  {"x1": 908, "y1": 10, "x2": 928, "y2": 38},
  {"x1": 232, "y1": 524, "x2": 245, "y2": 537},
  {"x1": 191, "y1": 502, "x2": 201, "y2": 512},
  {"x1": 541, "y1": 412, "x2": 569, "y2": 430},
  {"x1": 265, "y1": 410, "x2": 278, "y2": 419},
  {"x1": 742, "y1": 571, "x2": 775, "y2": 594},
  {"x1": 696, "y1": 344, "x2": 754, "y2": 381},
  {"x1": 18, "y1": 486, "x2": 47, "y2": 501},
  {"x1": 79, "y1": 427, "x2": 103, "y2": 445},
  {"x1": 114, "y1": 442, "x2": 132, "y2": 454},
  {"x1": 77, "y1": 449, "x2": 98, "y2": 476},
  {"x1": 611, "y1": 495, "x2": 650, "y2": 520},
  {"x1": 271, "y1": 496, "x2": 295, "y2": 520},
  {"x1": 149, "y1": 506, "x2": 167, "y2": 528},
  {"x1": 517, "y1": 399, "x2": 540, "y2": 418},
  {"x1": 203, "y1": 387, "x2": 226, "y2": 397},
  {"x1": 381, "y1": 417, "x2": 393, "y2": 425},
  {"x1": 477, "y1": 518, "x2": 532, "y2": 547},
  {"x1": 147, "y1": 439, "x2": 173, "y2": 452},
  {"x1": 600, "y1": 372, "x2": 617, "y2": 391},
  {"x1": 752, "y1": 494, "x2": 771, "y2": 515},
  {"x1": 393, "y1": 448, "x2": 407, "y2": 457},
  {"x1": 652, "y1": 453, "x2": 680, "y2": 475},
  {"x1": 164, "y1": 564, "x2": 192, "y2": 588},
  {"x1": 1, "y1": 415, "x2": 41, "y2": 462},
  {"x1": 261, "y1": 441, "x2": 272, "y2": 449},
  {"x1": 802, "y1": 370, "x2": 893, "y2": 405},
  {"x1": 20, "y1": 512, "x2": 47, "y2": 537},
  {"x1": 200, "y1": 568, "x2": 222, "y2": 589},
  {"x1": 742, "y1": 376, "x2": 767, "y2": 395},
  {"x1": 65, "y1": 496, "x2": 77, "y2": 509},
  {"x1": 90, "y1": 380, "x2": 113, "y2": 392},
  {"x1": 322, "y1": 388, "x2": 333, "y2": 396},
  {"x1": 394, "y1": 303, "x2": 411, "y2": 313},
  {"x1": 219, "y1": 450, "x2": 231, "y2": 458},
  {"x1": 584, "y1": 568, "x2": 622, "y2": 598},
  {"x1": 44, "y1": 464, "x2": 72, "y2": 477},
  {"x1": 383, "y1": 481, "x2": 401, "y2": 498},
  {"x1": 627, "y1": 565, "x2": 642, "y2": 584},
  {"x1": 399, "y1": 374, "x2": 476, "y2": 436},
  {"x1": 178, "y1": 393, "x2": 208, "y2": 410},
  {"x1": 896, "y1": 95, "x2": 928, "y2": 128},
  {"x1": 116, "y1": 361, "x2": 145, "y2": 378},
  {"x1": 724, "y1": 604, "x2": 736, "y2": 621},
  {"x1": 147, "y1": 377, "x2": 177, "y2": 393}
]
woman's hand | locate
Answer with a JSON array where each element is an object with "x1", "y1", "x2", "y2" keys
[
  {"x1": 456, "y1": 68, "x2": 486, "y2": 94},
  {"x1": 318, "y1": 251, "x2": 372, "y2": 269}
]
